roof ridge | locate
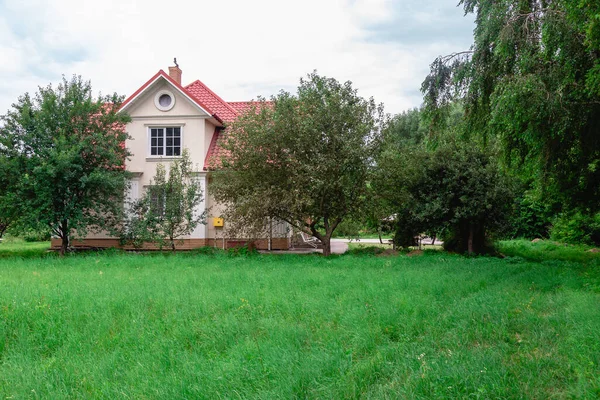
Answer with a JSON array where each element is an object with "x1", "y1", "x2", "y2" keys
[
  {"x1": 120, "y1": 70, "x2": 222, "y2": 123},
  {"x1": 185, "y1": 79, "x2": 240, "y2": 116}
]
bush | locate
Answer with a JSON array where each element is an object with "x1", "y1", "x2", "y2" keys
[
  {"x1": 22, "y1": 229, "x2": 51, "y2": 242},
  {"x1": 227, "y1": 243, "x2": 259, "y2": 257},
  {"x1": 550, "y1": 210, "x2": 600, "y2": 245},
  {"x1": 332, "y1": 220, "x2": 362, "y2": 238},
  {"x1": 504, "y1": 194, "x2": 552, "y2": 239},
  {"x1": 391, "y1": 144, "x2": 512, "y2": 254}
]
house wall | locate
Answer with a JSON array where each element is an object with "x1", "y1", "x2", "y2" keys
[
  {"x1": 204, "y1": 186, "x2": 290, "y2": 245},
  {"x1": 125, "y1": 81, "x2": 212, "y2": 181},
  {"x1": 84, "y1": 80, "x2": 215, "y2": 242}
]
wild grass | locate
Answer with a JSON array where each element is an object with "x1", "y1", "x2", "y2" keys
[
  {"x1": 498, "y1": 239, "x2": 600, "y2": 264},
  {"x1": 0, "y1": 242, "x2": 599, "y2": 398},
  {"x1": 0, "y1": 237, "x2": 50, "y2": 259}
]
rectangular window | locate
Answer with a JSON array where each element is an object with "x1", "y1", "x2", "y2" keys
[
  {"x1": 149, "y1": 127, "x2": 181, "y2": 156},
  {"x1": 149, "y1": 186, "x2": 165, "y2": 217}
]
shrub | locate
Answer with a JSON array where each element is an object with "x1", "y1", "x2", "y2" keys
[
  {"x1": 332, "y1": 220, "x2": 362, "y2": 239},
  {"x1": 550, "y1": 210, "x2": 600, "y2": 245},
  {"x1": 504, "y1": 194, "x2": 552, "y2": 239}
]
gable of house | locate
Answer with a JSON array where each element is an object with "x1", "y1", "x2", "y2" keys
[{"x1": 120, "y1": 67, "x2": 265, "y2": 172}]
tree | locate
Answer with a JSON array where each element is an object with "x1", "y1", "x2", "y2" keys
[
  {"x1": 121, "y1": 149, "x2": 205, "y2": 252},
  {"x1": 422, "y1": 0, "x2": 600, "y2": 212},
  {"x1": 0, "y1": 76, "x2": 131, "y2": 255},
  {"x1": 375, "y1": 139, "x2": 512, "y2": 254},
  {"x1": 211, "y1": 72, "x2": 384, "y2": 256},
  {"x1": 0, "y1": 156, "x2": 21, "y2": 239},
  {"x1": 368, "y1": 108, "x2": 427, "y2": 247}
]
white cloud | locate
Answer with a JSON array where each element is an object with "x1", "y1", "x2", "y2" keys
[{"x1": 0, "y1": 0, "x2": 474, "y2": 115}]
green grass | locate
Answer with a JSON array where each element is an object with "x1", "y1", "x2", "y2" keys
[
  {"x1": 0, "y1": 237, "x2": 50, "y2": 258},
  {"x1": 347, "y1": 242, "x2": 393, "y2": 251},
  {"x1": 0, "y1": 243, "x2": 599, "y2": 398},
  {"x1": 498, "y1": 239, "x2": 600, "y2": 264},
  {"x1": 334, "y1": 234, "x2": 393, "y2": 240}
]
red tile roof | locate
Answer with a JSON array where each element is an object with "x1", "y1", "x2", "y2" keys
[
  {"x1": 201, "y1": 101, "x2": 274, "y2": 170},
  {"x1": 228, "y1": 101, "x2": 273, "y2": 114},
  {"x1": 227, "y1": 101, "x2": 256, "y2": 114},
  {"x1": 185, "y1": 80, "x2": 240, "y2": 123},
  {"x1": 203, "y1": 128, "x2": 227, "y2": 170}
]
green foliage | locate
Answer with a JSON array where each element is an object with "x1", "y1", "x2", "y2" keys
[
  {"x1": 119, "y1": 195, "x2": 160, "y2": 249},
  {"x1": 503, "y1": 192, "x2": 553, "y2": 240},
  {"x1": 423, "y1": 0, "x2": 600, "y2": 211},
  {"x1": 21, "y1": 229, "x2": 52, "y2": 243},
  {"x1": 212, "y1": 71, "x2": 384, "y2": 256},
  {"x1": 383, "y1": 108, "x2": 426, "y2": 148},
  {"x1": 0, "y1": 246, "x2": 599, "y2": 397},
  {"x1": 375, "y1": 136, "x2": 512, "y2": 253},
  {"x1": 331, "y1": 219, "x2": 362, "y2": 239},
  {"x1": 550, "y1": 210, "x2": 600, "y2": 246},
  {"x1": 120, "y1": 149, "x2": 205, "y2": 251},
  {"x1": 415, "y1": 144, "x2": 512, "y2": 254},
  {"x1": 0, "y1": 75, "x2": 132, "y2": 255},
  {"x1": 227, "y1": 243, "x2": 259, "y2": 257},
  {"x1": 0, "y1": 155, "x2": 22, "y2": 239}
]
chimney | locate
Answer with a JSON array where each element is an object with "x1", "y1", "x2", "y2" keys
[{"x1": 168, "y1": 58, "x2": 182, "y2": 85}]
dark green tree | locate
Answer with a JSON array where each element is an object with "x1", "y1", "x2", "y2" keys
[
  {"x1": 0, "y1": 76, "x2": 131, "y2": 255},
  {"x1": 422, "y1": 0, "x2": 600, "y2": 211},
  {"x1": 377, "y1": 142, "x2": 512, "y2": 254},
  {"x1": 0, "y1": 156, "x2": 21, "y2": 239}
]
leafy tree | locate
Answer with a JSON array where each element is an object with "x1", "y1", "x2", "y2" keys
[
  {"x1": 211, "y1": 72, "x2": 384, "y2": 256},
  {"x1": 550, "y1": 209, "x2": 600, "y2": 245},
  {"x1": 375, "y1": 139, "x2": 512, "y2": 254},
  {"x1": 0, "y1": 156, "x2": 21, "y2": 239},
  {"x1": 122, "y1": 149, "x2": 205, "y2": 252},
  {"x1": 119, "y1": 196, "x2": 159, "y2": 250},
  {"x1": 0, "y1": 76, "x2": 131, "y2": 255},
  {"x1": 369, "y1": 110, "x2": 424, "y2": 248},
  {"x1": 422, "y1": 0, "x2": 600, "y2": 212},
  {"x1": 416, "y1": 144, "x2": 512, "y2": 254}
]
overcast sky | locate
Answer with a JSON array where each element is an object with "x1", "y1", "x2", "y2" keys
[{"x1": 0, "y1": 0, "x2": 474, "y2": 116}]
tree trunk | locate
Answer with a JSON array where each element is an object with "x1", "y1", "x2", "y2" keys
[
  {"x1": 0, "y1": 221, "x2": 8, "y2": 239},
  {"x1": 171, "y1": 237, "x2": 176, "y2": 253},
  {"x1": 467, "y1": 224, "x2": 474, "y2": 255},
  {"x1": 59, "y1": 219, "x2": 69, "y2": 256},
  {"x1": 322, "y1": 237, "x2": 331, "y2": 257},
  {"x1": 378, "y1": 230, "x2": 383, "y2": 244}
]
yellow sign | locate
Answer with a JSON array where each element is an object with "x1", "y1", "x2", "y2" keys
[{"x1": 213, "y1": 217, "x2": 224, "y2": 227}]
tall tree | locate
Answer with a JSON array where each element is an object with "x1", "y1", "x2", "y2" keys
[
  {"x1": 211, "y1": 72, "x2": 384, "y2": 256},
  {"x1": 0, "y1": 76, "x2": 131, "y2": 255},
  {"x1": 422, "y1": 0, "x2": 600, "y2": 210}
]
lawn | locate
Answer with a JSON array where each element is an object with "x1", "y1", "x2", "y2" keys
[{"x1": 1, "y1": 242, "x2": 599, "y2": 398}]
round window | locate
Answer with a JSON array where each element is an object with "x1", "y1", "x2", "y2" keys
[
  {"x1": 158, "y1": 94, "x2": 172, "y2": 107},
  {"x1": 154, "y1": 90, "x2": 176, "y2": 111}
]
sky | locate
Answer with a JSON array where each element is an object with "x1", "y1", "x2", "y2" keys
[{"x1": 0, "y1": 0, "x2": 475, "y2": 116}]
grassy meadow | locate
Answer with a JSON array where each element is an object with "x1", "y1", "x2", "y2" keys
[{"x1": 0, "y1": 240, "x2": 599, "y2": 398}]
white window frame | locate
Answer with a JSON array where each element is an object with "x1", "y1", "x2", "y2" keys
[
  {"x1": 147, "y1": 126, "x2": 183, "y2": 158},
  {"x1": 154, "y1": 89, "x2": 176, "y2": 112}
]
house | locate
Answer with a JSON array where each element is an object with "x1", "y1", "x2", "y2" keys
[{"x1": 54, "y1": 62, "x2": 290, "y2": 250}]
